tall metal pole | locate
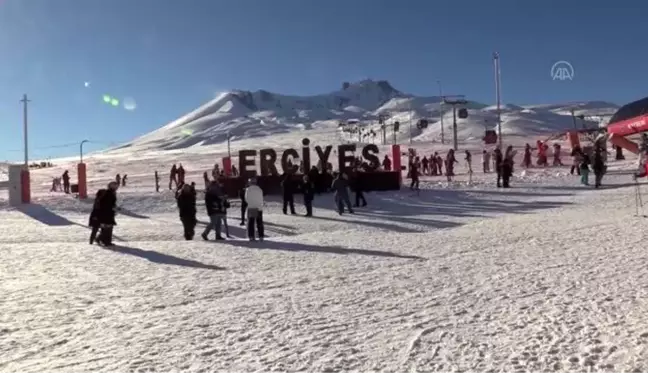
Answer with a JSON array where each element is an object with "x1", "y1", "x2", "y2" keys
[
  {"x1": 570, "y1": 108, "x2": 577, "y2": 129},
  {"x1": 494, "y1": 52, "x2": 502, "y2": 148},
  {"x1": 227, "y1": 131, "x2": 231, "y2": 158},
  {"x1": 437, "y1": 80, "x2": 445, "y2": 144},
  {"x1": 20, "y1": 94, "x2": 30, "y2": 167},
  {"x1": 452, "y1": 106, "x2": 458, "y2": 151},
  {"x1": 408, "y1": 100, "x2": 413, "y2": 145},
  {"x1": 80, "y1": 140, "x2": 89, "y2": 163}
]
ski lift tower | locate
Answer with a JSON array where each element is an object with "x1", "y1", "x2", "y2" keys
[{"x1": 443, "y1": 95, "x2": 469, "y2": 151}]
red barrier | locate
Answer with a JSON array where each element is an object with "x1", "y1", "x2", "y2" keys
[
  {"x1": 222, "y1": 156, "x2": 232, "y2": 177},
  {"x1": 20, "y1": 169, "x2": 30, "y2": 204},
  {"x1": 77, "y1": 163, "x2": 88, "y2": 199},
  {"x1": 391, "y1": 144, "x2": 401, "y2": 184}
]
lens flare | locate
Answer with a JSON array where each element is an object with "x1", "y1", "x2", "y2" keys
[{"x1": 123, "y1": 97, "x2": 137, "y2": 111}]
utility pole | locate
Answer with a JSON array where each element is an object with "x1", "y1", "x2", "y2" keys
[
  {"x1": 493, "y1": 52, "x2": 503, "y2": 148},
  {"x1": 437, "y1": 80, "x2": 445, "y2": 144},
  {"x1": 20, "y1": 94, "x2": 30, "y2": 167},
  {"x1": 443, "y1": 96, "x2": 468, "y2": 151}
]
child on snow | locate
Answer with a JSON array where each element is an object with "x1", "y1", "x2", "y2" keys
[{"x1": 579, "y1": 153, "x2": 591, "y2": 185}]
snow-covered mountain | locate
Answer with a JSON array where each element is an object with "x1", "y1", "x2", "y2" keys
[{"x1": 113, "y1": 80, "x2": 619, "y2": 152}]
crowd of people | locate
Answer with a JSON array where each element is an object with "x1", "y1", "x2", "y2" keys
[{"x1": 83, "y1": 137, "x2": 623, "y2": 245}]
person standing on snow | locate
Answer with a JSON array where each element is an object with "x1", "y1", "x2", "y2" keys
[
  {"x1": 351, "y1": 171, "x2": 367, "y2": 207},
  {"x1": 482, "y1": 150, "x2": 491, "y2": 173},
  {"x1": 301, "y1": 174, "x2": 315, "y2": 217},
  {"x1": 331, "y1": 172, "x2": 354, "y2": 215},
  {"x1": 88, "y1": 189, "x2": 106, "y2": 244},
  {"x1": 238, "y1": 183, "x2": 248, "y2": 225},
  {"x1": 201, "y1": 182, "x2": 226, "y2": 241},
  {"x1": 245, "y1": 178, "x2": 265, "y2": 241},
  {"x1": 280, "y1": 172, "x2": 297, "y2": 215},
  {"x1": 62, "y1": 170, "x2": 71, "y2": 194},
  {"x1": 494, "y1": 147, "x2": 503, "y2": 188},
  {"x1": 93, "y1": 181, "x2": 119, "y2": 246},
  {"x1": 501, "y1": 146, "x2": 516, "y2": 188},
  {"x1": 410, "y1": 161, "x2": 420, "y2": 190},
  {"x1": 169, "y1": 164, "x2": 177, "y2": 190},
  {"x1": 552, "y1": 143, "x2": 563, "y2": 166},
  {"x1": 445, "y1": 149, "x2": 457, "y2": 182},
  {"x1": 522, "y1": 144, "x2": 532, "y2": 168},
  {"x1": 176, "y1": 184, "x2": 197, "y2": 240},
  {"x1": 382, "y1": 155, "x2": 392, "y2": 171},
  {"x1": 592, "y1": 146, "x2": 606, "y2": 188},
  {"x1": 570, "y1": 147, "x2": 582, "y2": 176},
  {"x1": 579, "y1": 152, "x2": 591, "y2": 185},
  {"x1": 421, "y1": 156, "x2": 429, "y2": 175},
  {"x1": 154, "y1": 171, "x2": 160, "y2": 192}
]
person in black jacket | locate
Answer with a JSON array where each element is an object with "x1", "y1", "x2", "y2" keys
[
  {"x1": 302, "y1": 175, "x2": 315, "y2": 217},
  {"x1": 351, "y1": 171, "x2": 367, "y2": 207},
  {"x1": 201, "y1": 182, "x2": 226, "y2": 240},
  {"x1": 592, "y1": 146, "x2": 606, "y2": 188},
  {"x1": 95, "y1": 181, "x2": 119, "y2": 246},
  {"x1": 494, "y1": 147, "x2": 503, "y2": 188},
  {"x1": 281, "y1": 172, "x2": 296, "y2": 215},
  {"x1": 88, "y1": 189, "x2": 106, "y2": 244},
  {"x1": 176, "y1": 184, "x2": 197, "y2": 240},
  {"x1": 238, "y1": 183, "x2": 247, "y2": 226}
]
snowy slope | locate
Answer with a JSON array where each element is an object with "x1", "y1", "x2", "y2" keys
[
  {"x1": 111, "y1": 80, "x2": 618, "y2": 154},
  {"x1": 1, "y1": 144, "x2": 647, "y2": 372}
]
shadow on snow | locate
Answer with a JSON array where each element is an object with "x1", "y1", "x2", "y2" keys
[
  {"x1": 103, "y1": 245, "x2": 225, "y2": 270},
  {"x1": 218, "y1": 238, "x2": 426, "y2": 261}
]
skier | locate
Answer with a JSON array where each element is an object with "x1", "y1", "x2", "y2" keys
[
  {"x1": 62, "y1": 170, "x2": 70, "y2": 194},
  {"x1": 201, "y1": 182, "x2": 226, "y2": 241},
  {"x1": 331, "y1": 172, "x2": 354, "y2": 215},
  {"x1": 302, "y1": 174, "x2": 315, "y2": 217},
  {"x1": 115, "y1": 174, "x2": 121, "y2": 186},
  {"x1": 280, "y1": 172, "x2": 297, "y2": 215},
  {"x1": 176, "y1": 184, "x2": 197, "y2": 240},
  {"x1": 245, "y1": 178, "x2": 265, "y2": 241},
  {"x1": 121, "y1": 174, "x2": 128, "y2": 187}
]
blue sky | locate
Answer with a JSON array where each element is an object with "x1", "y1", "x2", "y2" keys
[{"x1": 0, "y1": 0, "x2": 645, "y2": 161}]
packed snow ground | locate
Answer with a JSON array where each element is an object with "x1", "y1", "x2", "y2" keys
[{"x1": 3, "y1": 140, "x2": 648, "y2": 372}]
